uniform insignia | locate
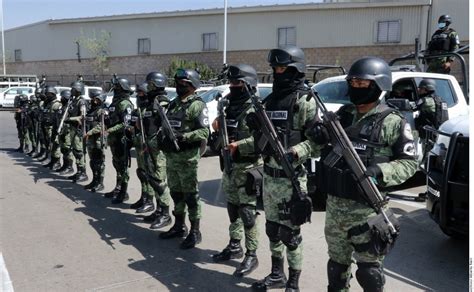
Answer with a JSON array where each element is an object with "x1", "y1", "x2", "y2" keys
[
  {"x1": 266, "y1": 111, "x2": 288, "y2": 120},
  {"x1": 403, "y1": 123, "x2": 414, "y2": 140},
  {"x1": 352, "y1": 142, "x2": 367, "y2": 150},
  {"x1": 127, "y1": 107, "x2": 132, "y2": 114},
  {"x1": 144, "y1": 111, "x2": 152, "y2": 117},
  {"x1": 109, "y1": 107, "x2": 115, "y2": 112},
  {"x1": 169, "y1": 120, "x2": 182, "y2": 128},
  {"x1": 226, "y1": 119, "x2": 239, "y2": 128},
  {"x1": 403, "y1": 142, "x2": 416, "y2": 156}
]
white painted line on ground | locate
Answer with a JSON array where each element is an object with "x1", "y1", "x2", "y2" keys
[{"x1": 1, "y1": 253, "x2": 14, "y2": 292}]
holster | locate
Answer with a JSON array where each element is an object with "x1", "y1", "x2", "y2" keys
[
  {"x1": 289, "y1": 196, "x2": 313, "y2": 225},
  {"x1": 348, "y1": 208, "x2": 400, "y2": 256},
  {"x1": 245, "y1": 166, "x2": 263, "y2": 196}
]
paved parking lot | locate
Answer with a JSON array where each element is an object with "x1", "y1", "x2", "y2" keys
[{"x1": 0, "y1": 111, "x2": 468, "y2": 291}]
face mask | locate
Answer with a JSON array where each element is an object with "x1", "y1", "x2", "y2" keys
[
  {"x1": 176, "y1": 83, "x2": 191, "y2": 97},
  {"x1": 438, "y1": 22, "x2": 446, "y2": 29},
  {"x1": 348, "y1": 83, "x2": 381, "y2": 105}
]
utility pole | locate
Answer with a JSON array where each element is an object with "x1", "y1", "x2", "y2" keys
[
  {"x1": 1, "y1": 0, "x2": 6, "y2": 75},
  {"x1": 223, "y1": 0, "x2": 228, "y2": 64}
]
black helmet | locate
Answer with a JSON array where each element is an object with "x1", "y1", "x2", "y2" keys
[
  {"x1": 146, "y1": 72, "x2": 167, "y2": 88},
  {"x1": 60, "y1": 90, "x2": 71, "y2": 104},
  {"x1": 30, "y1": 94, "x2": 37, "y2": 102},
  {"x1": 136, "y1": 82, "x2": 148, "y2": 94},
  {"x1": 19, "y1": 94, "x2": 29, "y2": 103},
  {"x1": 70, "y1": 81, "x2": 84, "y2": 94},
  {"x1": 89, "y1": 88, "x2": 103, "y2": 99},
  {"x1": 418, "y1": 79, "x2": 436, "y2": 92},
  {"x1": 226, "y1": 64, "x2": 258, "y2": 88},
  {"x1": 114, "y1": 78, "x2": 132, "y2": 92},
  {"x1": 44, "y1": 85, "x2": 57, "y2": 95},
  {"x1": 174, "y1": 68, "x2": 200, "y2": 89},
  {"x1": 346, "y1": 57, "x2": 392, "y2": 91},
  {"x1": 438, "y1": 14, "x2": 452, "y2": 26},
  {"x1": 35, "y1": 87, "x2": 44, "y2": 97},
  {"x1": 95, "y1": 94, "x2": 107, "y2": 104},
  {"x1": 267, "y1": 46, "x2": 306, "y2": 74}
]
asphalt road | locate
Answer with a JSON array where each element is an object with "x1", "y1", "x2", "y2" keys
[{"x1": 0, "y1": 111, "x2": 468, "y2": 292}]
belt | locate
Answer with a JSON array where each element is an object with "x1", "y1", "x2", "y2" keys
[{"x1": 264, "y1": 164, "x2": 301, "y2": 178}]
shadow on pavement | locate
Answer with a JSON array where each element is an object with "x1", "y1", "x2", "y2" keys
[{"x1": 4, "y1": 150, "x2": 253, "y2": 291}]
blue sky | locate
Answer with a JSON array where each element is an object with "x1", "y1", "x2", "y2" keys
[{"x1": 3, "y1": 0, "x2": 322, "y2": 29}]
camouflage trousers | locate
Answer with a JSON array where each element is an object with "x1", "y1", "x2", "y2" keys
[
  {"x1": 109, "y1": 134, "x2": 131, "y2": 186},
  {"x1": 44, "y1": 126, "x2": 61, "y2": 159},
  {"x1": 134, "y1": 135, "x2": 171, "y2": 208},
  {"x1": 62, "y1": 126, "x2": 85, "y2": 168},
  {"x1": 222, "y1": 162, "x2": 261, "y2": 252},
  {"x1": 86, "y1": 136, "x2": 105, "y2": 182},
  {"x1": 262, "y1": 167, "x2": 307, "y2": 270},
  {"x1": 325, "y1": 195, "x2": 384, "y2": 289},
  {"x1": 59, "y1": 125, "x2": 73, "y2": 164},
  {"x1": 426, "y1": 58, "x2": 451, "y2": 74},
  {"x1": 165, "y1": 148, "x2": 202, "y2": 221}
]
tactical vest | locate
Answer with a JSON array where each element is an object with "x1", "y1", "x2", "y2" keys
[
  {"x1": 42, "y1": 100, "x2": 61, "y2": 126},
  {"x1": 417, "y1": 94, "x2": 449, "y2": 133},
  {"x1": 316, "y1": 104, "x2": 399, "y2": 203},
  {"x1": 428, "y1": 28, "x2": 454, "y2": 52},
  {"x1": 256, "y1": 90, "x2": 306, "y2": 155},
  {"x1": 85, "y1": 107, "x2": 101, "y2": 132},
  {"x1": 108, "y1": 97, "x2": 132, "y2": 126},
  {"x1": 160, "y1": 95, "x2": 203, "y2": 152}
]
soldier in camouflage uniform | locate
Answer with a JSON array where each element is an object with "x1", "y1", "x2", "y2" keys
[
  {"x1": 309, "y1": 57, "x2": 417, "y2": 292},
  {"x1": 104, "y1": 77, "x2": 134, "y2": 204},
  {"x1": 211, "y1": 64, "x2": 262, "y2": 278},
  {"x1": 64, "y1": 81, "x2": 88, "y2": 182},
  {"x1": 41, "y1": 86, "x2": 63, "y2": 171},
  {"x1": 83, "y1": 89, "x2": 107, "y2": 193},
  {"x1": 158, "y1": 69, "x2": 209, "y2": 250},
  {"x1": 32, "y1": 88, "x2": 48, "y2": 160},
  {"x1": 14, "y1": 94, "x2": 31, "y2": 153},
  {"x1": 130, "y1": 74, "x2": 172, "y2": 230},
  {"x1": 25, "y1": 94, "x2": 40, "y2": 155},
  {"x1": 55, "y1": 90, "x2": 75, "y2": 175},
  {"x1": 426, "y1": 15, "x2": 460, "y2": 74},
  {"x1": 232, "y1": 47, "x2": 316, "y2": 292}
]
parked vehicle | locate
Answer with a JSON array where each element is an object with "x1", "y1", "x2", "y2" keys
[
  {"x1": 424, "y1": 115, "x2": 469, "y2": 239},
  {"x1": 0, "y1": 75, "x2": 38, "y2": 91},
  {"x1": 0, "y1": 86, "x2": 36, "y2": 108}
]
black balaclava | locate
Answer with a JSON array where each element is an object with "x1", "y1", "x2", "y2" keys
[
  {"x1": 272, "y1": 67, "x2": 305, "y2": 96},
  {"x1": 348, "y1": 81, "x2": 382, "y2": 105},
  {"x1": 113, "y1": 86, "x2": 129, "y2": 100}
]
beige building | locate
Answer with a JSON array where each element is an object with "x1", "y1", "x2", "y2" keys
[{"x1": 1, "y1": 0, "x2": 469, "y2": 84}]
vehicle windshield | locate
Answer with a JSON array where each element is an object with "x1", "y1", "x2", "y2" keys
[
  {"x1": 258, "y1": 87, "x2": 272, "y2": 100},
  {"x1": 200, "y1": 88, "x2": 224, "y2": 103},
  {"x1": 313, "y1": 79, "x2": 351, "y2": 105}
]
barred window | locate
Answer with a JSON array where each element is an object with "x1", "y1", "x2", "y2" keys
[
  {"x1": 138, "y1": 38, "x2": 151, "y2": 55},
  {"x1": 278, "y1": 27, "x2": 296, "y2": 47},
  {"x1": 14, "y1": 49, "x2": 22, "y2": 62},
  {"x1": 376, "y1": 20, "x2": 401, "y2": 43},
  {"x1": 202, "y1": 33, "x2": 218, "y2": 51}
]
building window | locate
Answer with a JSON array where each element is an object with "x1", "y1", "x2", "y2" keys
[
  {"x1": 278, "y1": 27, "x2": 296, "y2": 47},
  {"x1": 14, "y1": 49, "x2": 22, "y2": 62},
  {"x1": 376, "y1": 20, "x2": 401, "y2": 43},
  {"x1": 202, "y1": 33, "x2": 218, "y2": 51},
  {"x1": 138, "y1": 38, "x2": 151, "y2": 55}
]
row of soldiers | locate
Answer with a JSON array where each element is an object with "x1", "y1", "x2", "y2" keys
[{"x1": 14, "y1": 46, "x2": 418, "y2": 291}]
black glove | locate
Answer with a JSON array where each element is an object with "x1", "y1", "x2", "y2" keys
[
  {"x1": 246, "y1": 112, "x2": 260, "y2": 131},
  {"x1": 366, "y1": 165, "x2": 383, "y2": 184},
  {"x1": 308, "y1": 122, "x2": 330, "y2": 145},
  {"x1": 173, "y1": 130, "x2": 184, "y2": 142},
  {"x1": 285, "y1": 150, "x2": 297, "y2": 164}
]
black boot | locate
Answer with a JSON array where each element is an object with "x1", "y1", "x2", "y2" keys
[
  {"x1": 43, "y1": 157, "x2": 55, "y2": 168},
  {"x1": 150, "y1": 205, "x2": 172, "y2": 229},
  {"x1": 130, "y1": 193, "x2": 147, "y2": 210},
  {"x1": 84, "y1": 176, "x2": 98, "y2": 190},
  {"x1": 59, "y1": 161, "x2": 74, "y2": 175},
  {"x1": 252, "y1": 256, "x2": 287, "y2": 291},
  {"x1": 104, "y1": 181, "x2": 121, "y2": 198},
  {"x1": 285, "y1": 268, "x2": 301, "y2": 292},
  {"x1": 51, "y1": 159, "x2": 62, "y2": 171},
  {"x1": 38, "y1": 151, "x2": 50, "y2": 162},
  {"x1": 26, "y1": 147, "x2": 36, "y2": 156},
  {"x1": 90, "y1": 175, "x2": 104, "y2": 192},
  {"x1": 32, "y1": 148, "x2": 45, "y2": 158},
  {"x1": 180, "y1": 219, "x2": 202, "y2": 249},
  {"x1": 111, "y1": 183, "x2": 129, "y2": 204},
  {"x1": 234, "y1": 250, "x2": 259, "y2": 277},
  {"x1": 143, "y1": 208, "x2": 160, "y2": 223},
  {"x1": 159, "y1": 213, "x2": 188, "y2": 239},
  {"x1": 212, "y1": 239, "x2": 244, "y2": 262},
  {"x1": 16, "y1": 143, "x2": 24, "y2": 153},
  {"x1": 71, "y1": 167, "x2": 88, "y2": 183},
  {"x1": 136, "y1": 195, "x2": 155, "y2": 214}
]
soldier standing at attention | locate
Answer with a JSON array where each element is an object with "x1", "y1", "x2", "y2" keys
[
  {"x1": 232, "y1": 46, "x2": 316, "y2": 292},
  {"x1": 211, "y1": 64, "x2": 263, "y2": 278},
  {"x1": 104, "y1": 77, "x2": 134, "y2": 204},
  {"x1": 65, "y1": 81, "x2": 88, "y2": 183},
  {"x1": 42, "y1": 86, "x2": 63, "y2": 171},
  {"x1": 426, "y1": 15, "x2": 460, "y2": 74},
  {"x1": 309, "y1": 57, "x2": 417, "y2": 292},
  {"x1": 158, "y1": 69, "x2": 209, "y2": 250},
  {"x1": 83, "y1": 90, "x2": 107, "y2": 193}
]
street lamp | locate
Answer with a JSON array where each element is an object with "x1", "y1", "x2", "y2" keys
[
  {"x1": 223, "y1": 0, "x2": 227, "y2": 64},
  {"x1": 1, "y1": 0, "x2": 6, "y2": 75}
]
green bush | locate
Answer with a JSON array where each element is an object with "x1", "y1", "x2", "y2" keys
[{"x1": 167, "y1": 57, "x2": 217, "y2": 86}]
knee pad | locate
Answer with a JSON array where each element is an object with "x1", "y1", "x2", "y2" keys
[
  {"x1": 265, "y1": 221, "x2": 280, "y2": 243},
  {"x1": 227, "y1": 203, "x2": 239, "y2": 223},
  {"x1": 355, "y1": 262, "x2": 385, "y2": 292},
  {"x1": 280, "y1": 225, "x2": 302, "y2": 251},
  {"x1": 72, "y1": 148, "x2": 83, "y2": 160},
  {"x1": 239, "y1": 205, "x2": 256, "y2": 229},
  {"x1": 327, "y1": 259, "x2": 351, "y2": 291},
  {"x1": 171, "y1": 192, "x2": 184, "y2": 203},
  {"x1": 61, "y1": 147, "x2": 71, "y2": 156},
  {"x1": 184, "y1": 192, "x2": 200, "y2": 209},
  {"x1": 136, "y1": 168, "x2": 148, "y2": 182},
  {"x1": 149, "y1": 178, "x2": 165, "y2": 196}
]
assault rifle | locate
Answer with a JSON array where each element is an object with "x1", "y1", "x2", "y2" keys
[
  {"x1": 81, "y1": 102, "x2": 87, "y2": 155},
  {"x1": 309, "y1": 90, "x2": 398, "y2": 235},
  {"x1": 217, "y1": 96, "x2": 233, "y2": 174},
  {"x1": 100, "y1": 108, "x2": 107, "y2": 149},
  {"x1": 156, "y1": 102, "x2": 180, "y2": 151},
  {"x1": 57, "y1": 99, "x2": 73, "y2": 135},
  {"x1": 245, "y1": 85, "x2": 312, "y2": 225}
]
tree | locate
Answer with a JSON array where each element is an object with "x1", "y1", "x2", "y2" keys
[
  {"x1": 167, "y1": 57, "x2": 217, "y2": 86},
  {"x1": 76, "y1": 29, "x2": 111, "y2": 75}
]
